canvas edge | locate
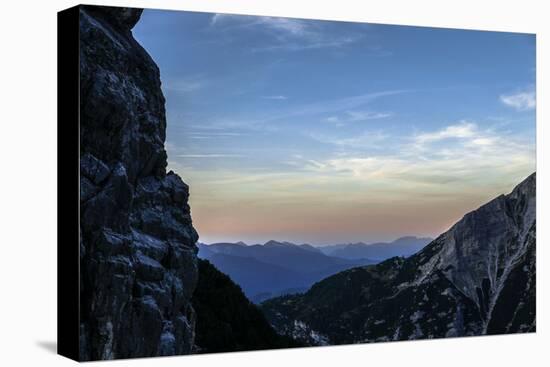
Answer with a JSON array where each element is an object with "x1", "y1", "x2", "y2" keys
[{"x1": 57, "y1": 4, "x2": 81, "y2": 362}]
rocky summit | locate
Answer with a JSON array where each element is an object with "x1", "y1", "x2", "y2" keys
[
  {"x1": 262, "y1": 173, "x2": 536, "y2": 345},
  {"x1": 79, "y1": 6, "x2": 199, "y2": 360}
]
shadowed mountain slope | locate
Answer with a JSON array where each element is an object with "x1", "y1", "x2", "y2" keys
[
  {"x1": 262, "y1": 173, "x2": 536, "y2": 345},
  {"x1": 192, "y1": 259, "x2": 301, "y2": 353}
]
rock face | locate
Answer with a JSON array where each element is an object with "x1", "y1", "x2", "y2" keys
[
  {"x1": 79, "y1": 6, "x2": 199, "y2": 360},
  {"x1": 262, "y1": 173, "x2": 536, "y2": 345}
]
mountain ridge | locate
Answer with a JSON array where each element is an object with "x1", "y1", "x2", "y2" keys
[
  {"x1": 319, "y1": 236, "x2": 433, "y2": 260},
  {"x1": 261, "y1": 173, "x2": 536, "y2": 345},
  {"x1": 198, "y1": 241, "x2": 377, "y2": 303}
]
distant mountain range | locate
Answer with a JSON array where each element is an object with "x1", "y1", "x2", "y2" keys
[
  {"x1": 319, "y1": 236, "x2": 433, "y2": 260},
  {"x1": 197, "y1": 240, "x2": 379, "y2": 303},
  {"x1": 261, "y1": 173, "x2": 536, "y2": 345}
]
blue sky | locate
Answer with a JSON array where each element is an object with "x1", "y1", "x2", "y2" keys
[{"x1": 133, "y1": 10, "x2": 536, "y2": 245}]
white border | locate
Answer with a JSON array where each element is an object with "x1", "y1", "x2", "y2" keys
[{"x1": 0, "y1": 0, "x2": 547, "y2": 366}]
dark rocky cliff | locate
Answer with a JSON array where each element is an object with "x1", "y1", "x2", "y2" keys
[
  {"x1": 262, "y1": 173, "x2": 536, "y2": 345},
  {"x1": 79, "y1": 6, "x2": 199, "y2": 360}
]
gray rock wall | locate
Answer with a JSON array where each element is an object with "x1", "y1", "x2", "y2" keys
[{"x1": 78, "y1": 6, "x2": 199, "y2": 360}]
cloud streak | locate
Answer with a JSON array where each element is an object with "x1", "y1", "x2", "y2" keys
[
  {"x1": 264, "y1": 91, "x2": 404, "y2": 125},
  {"x1": 325, "y1": 110, "x2": 392, "y2": 125},
  {"x1": 262, "y1": 95, "x2": 288, "y2": 100},
  {"x1": 309, "y1": 130, "x2": 389, "y2": 149},
  {"x1": 177, "y1": 154, "x2": 245, "y2": 158},
  {"x1": 413, "y1": 121, "x2": 476, "y2": 145},
  {"x1": 304, "y1": 121, "x2": 534, "y2": 189},
  {"x1": 163, "y1": 74, "x2": 209, "y2": 93},
  {"x1": 500, "y1": 90, "x2": 536, "y2": 111},
  {"x1": 192, "y1": 90, "x2": 405, "y2": 131},
  {"x1": 209, "y1": 13, "x2": 363, "y2": 52},
  {"x1": 251, "y1": 35, "x2": 361, "y2": 52}
]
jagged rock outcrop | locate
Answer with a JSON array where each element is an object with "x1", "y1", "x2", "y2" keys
[
  {"x1": 262, "y1": 173, "x2": 536, "y2": 345},
  {"x1": 79, "y1": 6, "x2": 199, "y2": 360}
]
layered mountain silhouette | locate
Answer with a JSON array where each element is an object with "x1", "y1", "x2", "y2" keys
[
  {"x1": 262, "y1": 173, "x2": 536, "y2": 345},
  {"x1": 319, "y1": 236, "x2": 432, "y2": 261},
  {"x1": 198, "y1": 241, "x2": 377, "y2": 303}
]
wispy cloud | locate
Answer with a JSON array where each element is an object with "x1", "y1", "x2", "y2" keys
[
  {"x1": 194, "y1": 90, "x2": 405, "y2": 131},
  {"x1": 413, "y1": 121, "x2": 476, "y2": 145},
  {"x1": 346, "y1": 111, "x2": 392, "y2": 121},
  {"x1": 325, "y1": 116, "x2": 340, "y2": 123},
  {"x1": 190, "y1": 132, "x2": 246, "y2": 137},
  {"x1": 325, "y1": 110, "x2": 392, "y2": 125},
  {"x1": 272, "y1": 91, "x2": 403, "y2": 122},
  {"x1": 303, "y1": 120, "x2": 534, "y2": 189},
  {"x1": 257, "y1": 17, "x2": 309, "y2": 37},
  {"x1": 309, "y1": 130, "x2": 389, "y2": 149},
  {"x1": 251, "y1": 36, "x2": 361, "y2": 52},
  {"x1": 177, "y1": 154, "x2": 245, "y2": 158},
  {"x1": 500, "y1": 90, "x2": 536, "y2": 111},
  {"x1": 210, "y1": 14, "x2": 311, "y2": 38},
  {"x1": 209, "y1": 13, "x2": 363, "y2": 52},
  {"x1": 262, "y1": 95, "x2": 288, "y2": 100},
  {"x1": 163, "y1": 74, "x2": 209, "y2": 93},
  {"x1": 188, "y1": 132, "x2": 247, "y2": 140}
]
